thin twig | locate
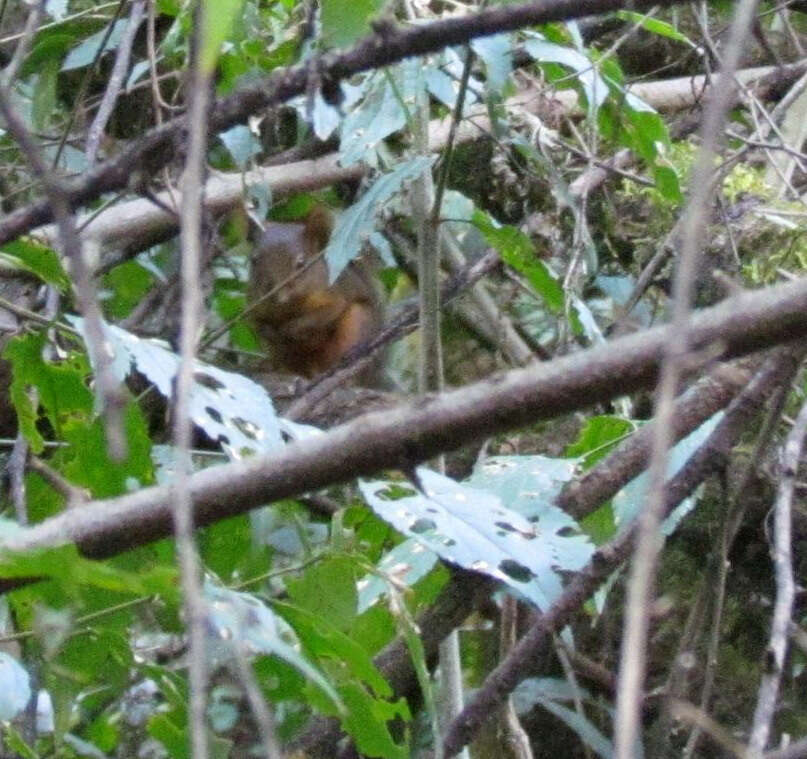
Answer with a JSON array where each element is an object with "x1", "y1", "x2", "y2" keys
[
  {"x1": 86, "y1": 0, "x2": 146, "y2": 165},
  {"x1": 173, "y1": 4, "x2": 211, "y2": 757},
  {"x1": 0, "y1": 84, "x2": 126, "y2": 460},
  {"x1": 747, "y1": 396, "x2": 807, "y2": 755},
  {"x1": 0, "y1": 0, "x2": 44, "y2": 89},
  {"x1": 28, "y1": 456, "x2": 90, "y2": 507},
  {"x1": 613, "y1": 3, "x2": 760, "y2": 755},
  {"x1": 232, "y1": 644, "x2": 281, "y2": 758}
]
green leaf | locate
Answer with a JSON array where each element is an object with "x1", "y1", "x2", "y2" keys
[
  {"x1": 0, "y1": 239, "x2": 69, "y2": 290},
  {"x1": 514, "y1": 678, "x2": 613, "y2": 758},
  {"x1": 62, "y1": 19, "x2": 129, "y2": 71},
  {"x1": 581, "y1": 502, "x2": 616, "y2": 545},
  {"x1": 204, "y1": 582, "x2": 342, "y2": 709},
  {"x1": 613, "y1": 412, "x2": 724, "y2": 533},
  {"x1": 524, "y1": 35, "x2": 608, "y2": 109},
  {"x1": 199, "y1": 514, "x2": 268, "y2": 582},
  {"x1": 286, "y1": 557, "x2": 359, "y2": 631},
  {"x1": 472, "y1": 209, "x2": 564, "y2": 314},
  {"x1": 148, "y1": 712, "x2": 188, "y2": 759},
  {"x1": 4, "y1": 333, "x2": 93, "y2": 453},
  {"x1": 338, "y1": 681, "x2": 410, "y2": 759},
  {"x1": 201, "y1": 0, "x2": 244, "y2": 73},
  {"x1": 615, "y1": 10, "x2": 694, "y2": 44},
  {"x1": 2, "y1": 726, "x2": 36, "y2": 759},
  {"x1": 31, "y1": 59, "x2": 60, "y2": 131},
  {"x1": 59, "y1": 401, "x2": 154, "y2": 498},
  {"x1": 58, "y1": 629, "x2": 131, "y2": 692},
  {"x1": 274, "y1": 602, "x2": 390, "y2": 696},
  {"x1": 339, "y1": 59, "x2": 424, "y2": 166},
  {"x1": 102, "y1": 261, "x2": 153, "y2": 319},
  {"x1": 565, "y1": 415, "x2": 636, "y2": 467},
  {"x1": 653, "y1": 163, "x2": 683, "y2": 203},
  {"x1": 219, "y1": 124, "x2": 261, "y2": 169},
  {"x1": 357, "y1": 539, "x2": 438, "y2": 613},
  {"x1": 470, "y1": 33, "x2": 513, "y2": 95},
  {"x1": 0, "y1": 544, "x2": 177, "y2": 603},
  {"x1": 325, "y1": 156, "x2": 433, "y2": 279},
  {"x1": 21, "y1": 32, "x2": 76, "y2": 78},
  {"x1": 320, "y1": 0, "x2": 386, "y2": 48}
]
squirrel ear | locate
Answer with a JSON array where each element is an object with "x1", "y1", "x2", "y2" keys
[{"x1": 304, "y1": 205, "x2": 335, "y2": 252}]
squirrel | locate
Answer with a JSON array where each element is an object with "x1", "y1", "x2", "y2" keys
[{"x1": 248, "y1": 205, "x2": 384, "y2": 383}]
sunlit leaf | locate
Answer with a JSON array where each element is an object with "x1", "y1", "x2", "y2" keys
[
  {"x1": 200, "y1": 0, "x2": 244, "y2": 73},
  {"x1": 0, "y1": 653, "x2": 30, "y2": 721}
]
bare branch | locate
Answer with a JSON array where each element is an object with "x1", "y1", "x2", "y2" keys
[
  {"x1": 747, "y1": 395, "x2": 807, "y2": 754},
  {"x1": 441, "y1": 347, "x2": 798, "y2": 757},
  {"x1": 0, "y1": 279, "x2": 804, "y2": 564}
]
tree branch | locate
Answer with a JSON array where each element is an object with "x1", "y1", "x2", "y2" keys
[
  {"x1": 0, "y1": 0, "x2": 688, "y2": 246},
  {"x1": 0, "y1": 277, "x2": 804, "y2": 563},
  {"x1": 441, "y1": 347, "x2": 798, "y2": 756}
]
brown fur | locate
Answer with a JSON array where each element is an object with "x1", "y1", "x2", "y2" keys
[{"x1": 248, "y1": 206, "x2": 383, "y2": 382}]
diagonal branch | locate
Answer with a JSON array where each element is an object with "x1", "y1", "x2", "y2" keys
[
  {"x1": 0, "y1": 277, "x2": 804, "y2": 564},
  {"x1": 441, "y1": 347, "x2": 799, "y2": 757}
]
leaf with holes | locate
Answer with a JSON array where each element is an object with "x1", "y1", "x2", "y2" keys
[
  {"x1": 360, "y1": 465, "x2": 592, "y2": 610},
  {"x1": 70, "y1": 318, "x2": 282, "y2": 457}
]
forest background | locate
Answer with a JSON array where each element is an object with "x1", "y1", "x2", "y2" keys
[{"x1": 0, "y1": 1, "x2": 805, "y2": 758}]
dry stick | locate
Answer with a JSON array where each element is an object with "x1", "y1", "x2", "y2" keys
[
  {"x1": 173, "y1": 6, "x2": 210, "y2": 758},
  {"x1": 233, "y1": 644, "x2": 281, "y2": 759},
  {"x1": 417, "y1": 41, "x2": 475, "y2": 756},
  {"x1": 85, "y1": 0, "x2": 145, "y2": 165},
  {"x1": 27, "y1": 456, "x2": 90, "y2": 507},
  {"x1": 747, "y1": 398, "x2": 807, "y2": 754},
  {"x1": 766, "y1": 738, "x2": 807, "y2": 759},
  {"x1": 613, "y1": 2, "x2": 760, "y2": 755},
  {"x1": 146, "y1": 0, "x2": 166, "y2": 124},
  {"x1": 440, "y1": 232, "x2": 535, "y2": 367},
  {"x1": 500, "y1": 597, "x2": 534, "y2": 759},
  {"x1": 441, "y1": 349, "x2": 796, "y2": 757},
  {"x1": 553, "y1": 632, "x2": 591, "y2": 759},
  {"x1": 668, "y1": 699, "x2": 749, "y2": 758},
  {"x1": 0, "y1": 280, "x2": 805, "y2": 565}
]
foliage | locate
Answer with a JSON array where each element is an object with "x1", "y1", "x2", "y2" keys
[{"x1": 0, "y1": 1, "x2": 803, "y2": 758}]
